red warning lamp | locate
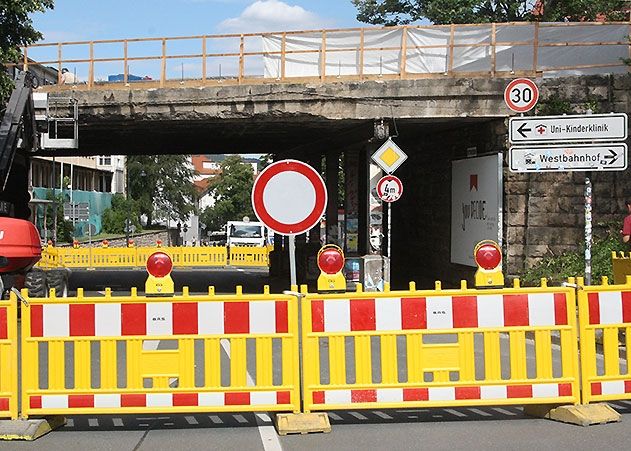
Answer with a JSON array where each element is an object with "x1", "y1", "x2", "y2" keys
[
  {"x1": 317, "y1": 244, "x2": 346, "y2": 292},
  {"x1": 474, "y1": 242, "x2": 502, "y2": 270},
  {"x1": 145, "y1": 252, "x2": 175, "y2": 295},
  {"x1": 473, "y1": 240, "x2": 504, "y2": 288},
  {"x1": 146, "y1": 252, "x2": 173, "y2": 278},
  {"x1": 318, "y1": 247, "x2": 345, "y2": 274}
]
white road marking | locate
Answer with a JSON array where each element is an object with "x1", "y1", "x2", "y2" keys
[
  {"x1": 256, "y1": 413, "x2": 272, "y2": 423},
  {"x1": 143, "y1": 340, "x2": 161, "y2": 351},
  {"x1": 492, "y1": 407, "x2": 516, "y2": 416},
  {"x1": 185, "y1": 416, "x2": 199, "y2": 425},
  {"x1": 468, "y1": 408, "x2": 492, "y2": 417},
  {"x1": 220, "y1": 339, "x2": 283, "y2": 451},
  {"x1": 349, "y1": 411, "x2": 368, "y2": 420},
  {"x1": 256, "y1": 414, "x2": 282, "y2": 451},
  {"x1": 233, "y1": 414, "x2": 249, "y2": 424},
  {"x1": 209, "y1": 415, "x2": 223, "y2": 424},
  {"x1": 373, "y1": 411, "x2": 393, "y2": 420},
  {"x1": 444, "y1": 408, "x2": 467, "y2": 417}
]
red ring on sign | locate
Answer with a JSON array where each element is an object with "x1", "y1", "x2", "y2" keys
[
  {"x1": 377, "y1": 175, "x2": 403, "y2": 203},
  {"x1": 504, "y1": 78, "x2": 539, "y2": 113},
  {"x1": 252, "y1": 160, "x2": 327, "y2": 235}
]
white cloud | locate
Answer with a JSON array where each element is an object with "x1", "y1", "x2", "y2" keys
[{"x1": 219, "y1": 0, "x2": 326, "y2": 33}]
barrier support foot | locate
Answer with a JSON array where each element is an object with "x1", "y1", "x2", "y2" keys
[
  {"x1": 0, "y1": 416, "x2": 66, "y2": 441},
  {"x1": 524, "y1": 403, "x2": 620, "y2": 426},
  {"x1": 274, "y1": 413, "x2": 331, "y2": 435}
]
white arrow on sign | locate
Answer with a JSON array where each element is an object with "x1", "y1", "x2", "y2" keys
[
  {"x1": 509, "y1": 113, "x2": 628, "y2": 144},
  {"x1": 509, "y1": 143, "x2": 628, "y2": 173}
]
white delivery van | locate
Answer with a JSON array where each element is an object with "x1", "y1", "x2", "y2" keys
[{"x1": 226, "y1": 221, "x2": 266, "y2": 247}]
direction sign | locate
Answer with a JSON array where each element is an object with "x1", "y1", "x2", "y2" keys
[
  {"x1": 376, "y1": 175, "x2": 403, "y2": 203},
  {"x1": 252, "y1": 159, "x2": 327, "y2": 235},
  {"x1": 509, "y1": 113, "x2": 628, "y2": 144},
  {"x1": 504, "y1": 78, "x2": 539, "y2": 113},
  {"x1": 371, "y1": 138, "x2": 408, "y2": 174},
  {"x1": 509, "y1": 143, "x2": 628, "y2": 173}
]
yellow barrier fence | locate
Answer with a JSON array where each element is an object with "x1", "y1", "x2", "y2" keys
[
  {"x1": 612, "y1": 252, "x2": 631, "y2": 285},
  {"x1": 17, "y1": 286, "x2": 300, "y2": 417},
  {"x1": 35, "y1": 245, "x2": 266, "y2": 269},
  {"x1": 578, "y1": 276, "x2": 631, "y2": 404},
  {"x1": 301, "y1": 280, "x2": 579, "y2": 412},
  {"x1": 229, "y1": 246, "x2": 270, "y2": 267},
  {"x1": 0, "y1": 297, "x2": 18, "y2": 419}
]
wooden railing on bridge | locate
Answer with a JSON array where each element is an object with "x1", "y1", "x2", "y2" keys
[{"x1": 7, "y1": 22, "x2": 630, "y2": 90}]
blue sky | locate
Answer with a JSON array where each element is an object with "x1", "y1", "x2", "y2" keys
[
  {"x1": 32, "y1": 0, "x2": 366, "y2": 43},
  {"x1": 29, "y1": 0, "x2": 398, "y2": 82}
]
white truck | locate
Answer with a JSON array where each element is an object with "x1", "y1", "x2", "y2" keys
[{"x1": 226, "y1": 221, "x2": 266, "y2": 247}]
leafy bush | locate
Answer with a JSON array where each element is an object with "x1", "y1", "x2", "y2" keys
[
  {"x1": 520, "y1": 221, "x2": 627, "y2": 286},
  {"x1": 102, "y1": 194, "x2": 142, "y2": 234}
]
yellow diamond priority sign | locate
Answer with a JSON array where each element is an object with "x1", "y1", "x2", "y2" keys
[{"x1": 371, "y1": 138, "x2": 407, "y2": 173}]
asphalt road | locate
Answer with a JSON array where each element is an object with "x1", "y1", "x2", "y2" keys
[
  {"x1": 68, "y1": 267, "x2": 277, "y2": 295},
  {"x1": 2, "y1": 405, "x2": 631, "y2": 451}
]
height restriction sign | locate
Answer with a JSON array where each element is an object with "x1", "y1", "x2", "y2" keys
[{"x1": 377, "y1": 175, "x2": 403, "y2": 203}]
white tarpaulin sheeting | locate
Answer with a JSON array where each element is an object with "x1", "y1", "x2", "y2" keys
[{"x1": 262, "y1": 23, "x2": 629, "y2": 78}]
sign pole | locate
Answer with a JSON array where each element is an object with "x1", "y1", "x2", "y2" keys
[
  {"x1": 288, "y1": 235, "x2": 297, "y2": 287},
  {"x1": 387, "y1": 202, "x2": 392, "y2": 258},
  {"x1": 584, "y1": 176, "x2": 592, "y2": 285}
]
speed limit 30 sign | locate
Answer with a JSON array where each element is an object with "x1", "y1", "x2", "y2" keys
[{"x1": 504, "y1": 78, "x2": 539, "y2": 113}]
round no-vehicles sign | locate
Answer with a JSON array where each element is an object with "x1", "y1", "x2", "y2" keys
[
  {"x1": 504, "y1": 78, "x2": 539, "y2": 113},
  {"x1": 252, "y1": 159, "x2": 327, "y2": 235},
  {"x1": 377, "y1": 175, "x2": 403, "y2": 203}
]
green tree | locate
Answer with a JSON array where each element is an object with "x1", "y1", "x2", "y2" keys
[
  {"x1": 1, "y1": 1, "x2": 54, "y2": 104},
  {"x1": 102, "y1": 193, "x2": 141, "y2": 234},
  {"x1": 127, "y1": 155, "x2": 196, "y2": 227},
  {"x1": 200, "y1": 155, "x2": 255, "y2": 232},
  {"x1": 351, "y1": 0, "x2": 628, "y2": 25},
  {"x1": 42, "y1": 190, "x2": 73, "y2": 242}
]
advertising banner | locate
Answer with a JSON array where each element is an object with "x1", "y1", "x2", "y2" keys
[{"x1": 451, "y1": 154, "x2": 502, "y2": 266}]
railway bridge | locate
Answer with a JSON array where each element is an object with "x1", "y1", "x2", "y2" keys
[{"x1": 11, "y1": 21, "x2": 631, "y2": 286}]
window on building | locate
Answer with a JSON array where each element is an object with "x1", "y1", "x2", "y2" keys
[{"x1": 98, "y1": 156, "x2": 112, "y2": 166}]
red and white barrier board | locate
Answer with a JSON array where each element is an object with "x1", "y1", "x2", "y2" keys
[
  {"x1": 29, "y1": 300, "x2": 289, "y2": 337},
  {"x1": 310, "y1": 293, "x2": 569, "y2": 332}
]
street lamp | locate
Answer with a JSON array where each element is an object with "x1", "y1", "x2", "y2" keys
[{"x1": 126, "y1": 165, "x2": 131, "y2": 246}]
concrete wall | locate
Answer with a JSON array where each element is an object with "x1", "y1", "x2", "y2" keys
[{"x1": 506, "y1": 74, "x2": 631, "y2": 275}]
